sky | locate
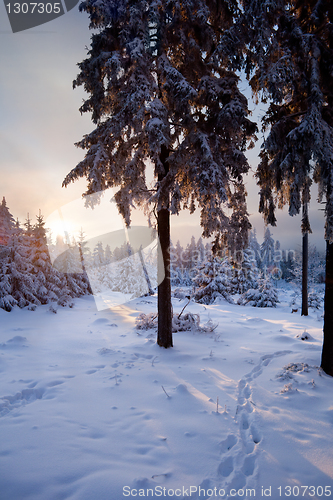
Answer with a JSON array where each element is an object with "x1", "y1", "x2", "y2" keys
[{"x1": 0, "y1": 4, "x2": 327, "y2": 252}]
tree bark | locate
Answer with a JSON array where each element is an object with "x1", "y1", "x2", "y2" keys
[
  {"x1": 157, "y1": 146, "x2": 173, "y2": 348},
  {"x1": 321, "y1": 240, "x2": 333, "y2": 376},
  {"x1": 78, "y1": 242, "x2": 93, "y2": 295},
  {"x1": 301, "y1": 201, "x2": 309, "y2": 316},
  {"x1": 138, "y1": 245, "x2": 154, "y2": 296},
  {"x1": 301, "y1": 231, "x2": 308, "y2": 316}
]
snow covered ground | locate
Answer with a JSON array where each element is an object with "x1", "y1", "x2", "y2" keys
[{"x1": 0, "y1": 288, "x2": 332, "y2": 500}]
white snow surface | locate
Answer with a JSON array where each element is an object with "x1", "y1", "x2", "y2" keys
[{"x1": 0, "y1": 289, "x2": 332, "y2": 500}]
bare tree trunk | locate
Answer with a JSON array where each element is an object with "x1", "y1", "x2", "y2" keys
[
  {"x1": 157, "y1": 145, "x2": 173, "y2": 348},
  {"x1": 301, "y1": 232, "x2": 308, "y2": 316},
  {"x1": 301, "y1": 202, "x2": 309, "y2": 316},
  {"x1": 321, "y1": 240, "x2": 333, "y2": 376},
  {"x1": 78, "y1": 242, "x2": 93, "y2": 294},
  {"x1": 138, "y1": 245, "x2": 154, "y2": 295}
]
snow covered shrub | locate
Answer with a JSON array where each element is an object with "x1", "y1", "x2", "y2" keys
[
  {"x1": 172, "y1": 288, "x2": 188, "y2": 300},
  {"x1": 57, "y1": 295, "x2": 74, "y2": 308},
  {"x1": 193, "y1": 257, "x2": 233, "y2": 305},
  {"x1": 136, "y1": 312, "x2": 200, "y2": 332},
  {"x1": 136, "y1": 312, "x2": 157, "y2": 330},
  {"x1": 172, "y1": 313, "x2": 200, "y2": 332},
  {"x1": 135, "y1": 311, "x2": 217, "y2": 334},
  {"x1": 173, "y1": 313, "x2": 218, "y2": 333},
  {"x1": 280, "y1": 383, "x2": 296, "y2": 394},
  {"x1": 296, "y1": 330, "x2": 315, "y2": 341},
  {"x1": 238, "y1": 276, "x2": 278, "y2": 307},
  {"x1": 308, "y1": 289, "x2": 323, "y2": 309}
]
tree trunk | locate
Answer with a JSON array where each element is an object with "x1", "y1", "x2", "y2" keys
[
  {"x1": 78, "y1": 242, "x2": 93, "y2": 295},
  {"x1": 301, "y1": 201, "x2": 309, "y2": 316},
  {"x1": 321, "y1": 240, "x2": 333, "y2": 376},
  {"x1": 138, "y1": 245, "x2": 154, "y2": 296},
  {"x1": 301, "y1": 231, "x2": 308, "y2": 316},
  {"x1": 157, "y1": 146, "x2": 173, "y2": 348}
]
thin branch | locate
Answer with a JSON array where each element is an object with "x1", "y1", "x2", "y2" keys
[
  {"x1": 161, "y1": 385, "x2": 170, "y2": 398},
  {"x1": 178, "y1": 298, "x2": 191, "y2": 319}
]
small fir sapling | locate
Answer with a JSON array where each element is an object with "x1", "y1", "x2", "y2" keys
[
  {"x1": 193, "y1": 257, "x2": 234, "y2": 305},
  {"x1": 238, "y1": 275, "x2": 278, "y2": 308}
]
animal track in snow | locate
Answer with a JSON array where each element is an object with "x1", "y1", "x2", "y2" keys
[{"x1": 0, "y1": 387, "x2": 45, "y2": 417}]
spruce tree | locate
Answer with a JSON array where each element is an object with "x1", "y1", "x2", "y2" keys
[
  {"x1": 30, "y1": 212, "x2": 67, "y2": 305},
  {"x1": 1, "y1": 232, "x2": 38, "y2": 310},
  {"x1": 248, "y1": 229, "x2": 261, "y2": 269},
  {"x1": 259, "y1": 227, "x2": 275, "y2": 274},
  {"x1": 0, "y1": 197, "x2": 15, "y2": 245},
  {"x1": 240, "y1": 0, "x2": 333, "y2": 374},
  {"x1": 0, "y1": 202, "x2": 40, "y2": 310},
  {"x1": 238, "y1": 274, "x2": 278, "y2": 308},
  {"x1": 230, "y1": 248, "x2": 259, "y2": 294},
  {"x1": 193, "y1": 256, "x2": 234, "y2": 305},
  {"x1": 63, "y1": 0, "x2": 256, "y2": 347}
]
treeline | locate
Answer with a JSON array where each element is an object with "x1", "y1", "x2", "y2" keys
[
  {"x1": 170, "y1": 229, "x2": 325, "y2": 287},
  {"x1": 0, "y1": 197, "x2": 90, "y2": 311},
  {"x1": 0, "y1": 197, "x2": 325, "y2": 311}
]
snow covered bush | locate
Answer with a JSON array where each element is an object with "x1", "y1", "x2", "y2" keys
[
  {"x1": 135, "y1": 311, "x2": 217, "y2": 334},
  {"x1": 308, "y1": 289, "x2": 323, "y2": 310},
  {"x1": 172, "y1": 313, "x2": 201, "y2": 332},
  {"x1": 238, "y1": 276, "x2": 278, "y2": 307},
  {"x1": 136, "y1": 312, "x2": 158, "y2": 330}
]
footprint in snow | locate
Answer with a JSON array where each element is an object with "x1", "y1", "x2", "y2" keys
[
  {"x1": 243, "y1": 384, "x2": 251, "y2": 399},
  {"x1": 0, "y1": 387, "x2": 45, "y2": 417},
  {"x1": 85, "y1": 365, "x2": 106, "y2": 375},
  {"x1": 228, "y1": 471, "x2": 247, "y2": 490},
  {"x1": 242, "y1": 455, "x2": 256, "y2": 476},
  {"x1": 92, "y1": 318, "x2": 110, "y2": 324},
  {"x1": 250, "y1": 424, "x2": 261, "y2": 444},
  {"x1": 97, "y1": 347, "x2": 115, "y2": 355},
  {"x1": 0, "y1": 336, "x2": 29, "y2": 349},
  {"x1": 46, "y1": 380, "x2": 64, "y2": 387},
  {"x1": 218, "y1": 456, "x2": 234, "y2": 477},
  {"x1": 219, "y1": 434, "x2": 237, "y2": 454}
]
